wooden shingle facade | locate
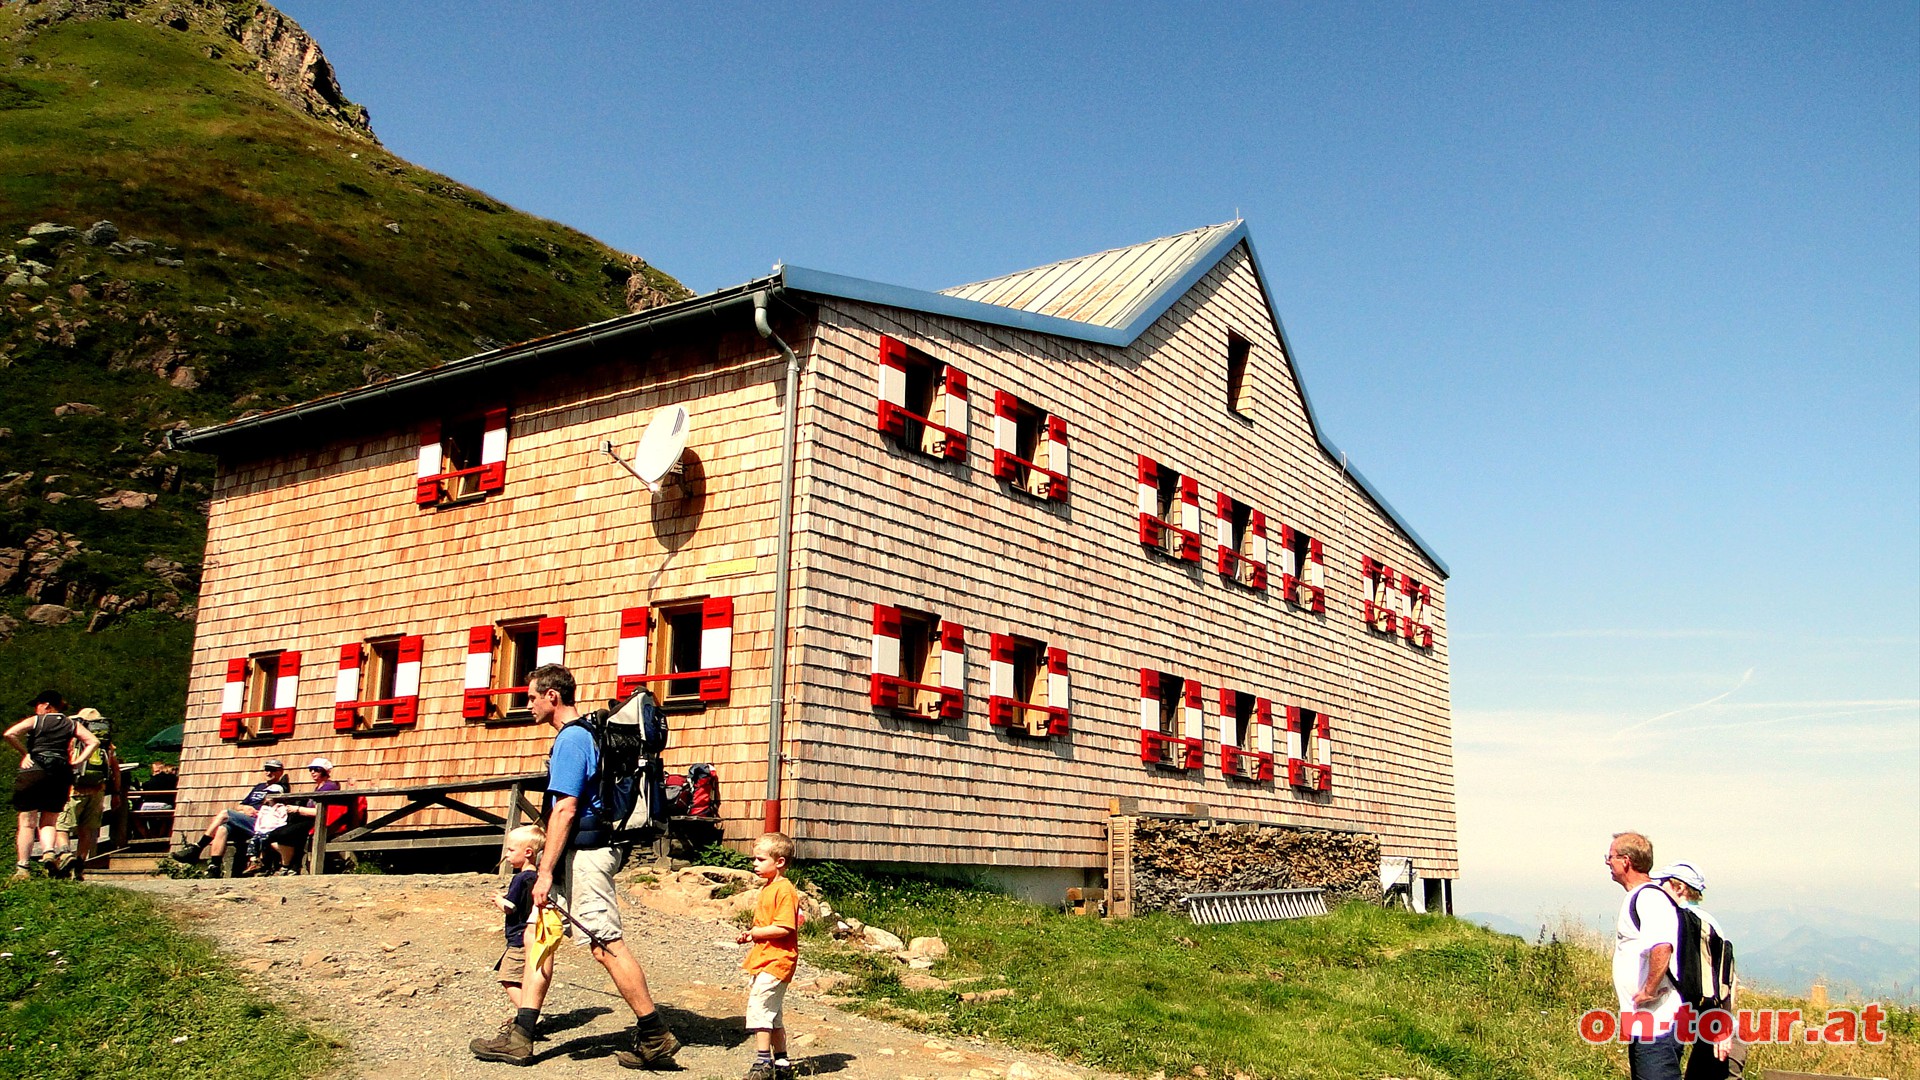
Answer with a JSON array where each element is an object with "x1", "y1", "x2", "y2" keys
[{"x1": 174, "y1": 222, "x2": 1457, "y2": 897}]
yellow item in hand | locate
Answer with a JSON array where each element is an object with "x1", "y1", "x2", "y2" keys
[{"x1": 527, "y1": 906, "x2": 566, "y2": 965}]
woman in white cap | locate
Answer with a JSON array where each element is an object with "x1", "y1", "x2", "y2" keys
[
  {"x1": 258, "y1": 758, "x2": 345, "y2": 874},
  {"x1": 1655, "y1": 862, "x2": 1746, "y2": 1080}
]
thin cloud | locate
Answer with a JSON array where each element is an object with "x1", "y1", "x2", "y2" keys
[{"x1": 1613, "y1": 668, "x2": 1755, "y2": 737}]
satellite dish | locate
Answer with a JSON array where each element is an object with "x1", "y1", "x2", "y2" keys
[{"x1": 632, "y1": 405, "x2": 691, "y2": 491}]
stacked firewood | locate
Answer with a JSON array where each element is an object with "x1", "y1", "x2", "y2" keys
[{"x1": 1129, "y1": 818, "x2": 1382, "y2": 914}]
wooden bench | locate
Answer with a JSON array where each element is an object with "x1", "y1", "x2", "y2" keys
[{"x1": 301, "y1": 773, "x2": 548, "y2": 875}]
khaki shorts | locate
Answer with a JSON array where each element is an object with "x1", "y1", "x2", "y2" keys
[
  {"x1": 550, "y1": 845, "x2": 626, "y2": 948},
  {"x1": 494, "y1": 942, "x2": 528, "y2": 985},
  {"x1": 58, "y1": 789, "x2": 104, "y2": 833},
  {"x1": 745, "y1": 971, "x2": 789, "y2": 1030}
]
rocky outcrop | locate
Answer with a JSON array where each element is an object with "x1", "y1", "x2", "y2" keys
[{"x1": 12, "y1": 0, "x2": 377, "y2": 141}]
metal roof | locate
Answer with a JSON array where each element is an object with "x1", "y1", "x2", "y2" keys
[{"x1": 939, "y1": 221, "x2": 1241, "y2": 329}]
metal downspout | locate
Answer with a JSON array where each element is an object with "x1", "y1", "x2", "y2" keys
[{"x1": 754, "y1": 290, "x2": 799, "y2": 833}]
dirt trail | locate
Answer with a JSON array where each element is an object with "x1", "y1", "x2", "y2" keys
[{"x1": 115, "y1": 873, "x2": 1106, "y2": 1080}]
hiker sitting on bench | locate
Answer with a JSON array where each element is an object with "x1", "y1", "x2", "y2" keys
[
  {"x1": 172, "y1": 758, "x2": 289, "y2": 876},
  {"x1": 249, "y1": 757, "x2": 347, "y2": 874}
]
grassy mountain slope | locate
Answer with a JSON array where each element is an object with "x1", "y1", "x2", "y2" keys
[{"x1": 0, "y1": 3, "x2": 687, "y2": 757}]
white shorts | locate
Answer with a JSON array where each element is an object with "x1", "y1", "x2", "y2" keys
[
  {"x1": 551, "y1": 845, "x2": 626, "y2": 947},
  {"x1": 744, "y1": 971, "x2": 789, "y2": 1030}
]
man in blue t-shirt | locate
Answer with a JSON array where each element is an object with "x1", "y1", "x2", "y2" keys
[{"x1": 469, "y1": 664, "x2": 679, "y2": 1069}]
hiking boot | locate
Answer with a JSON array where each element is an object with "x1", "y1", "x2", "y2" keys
[
  {"x1": 612, "y1": 1028, "x2": 681, "y2": 1070},
  {"x1": 741, "y1": 1063, "x2": 777, "y2": 1080},
  {"x1": 41, "y1": 852, "x2": 65, "y2": 880},
  {"x1": 204, "y1": 859, "x2": 223, "y2": 879},
  {"x1": 7, "y1": 865, "x2": 27, "y2": 884},
  {"x1": 469, "y1": 1022, "x2": 534, "y2": 1064},
  {"x1": 774, "y1": 1063, "x2": 795, "y2": 1080},
  {"x1": 171, "y1": 841, "x2": 204, "y2": 863}
]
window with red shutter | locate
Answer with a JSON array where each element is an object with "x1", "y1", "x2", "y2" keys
[
  {"x1": 1218, "y1": 688, "x2": 1275, "y2": 781},
  {"x1": 334, "y1": 634, "x2": 423, "y2": 734},
  {"x1": 869, "y1": 604, "x2": 964, "y2": 721},
  {"x1": 461, "y1": 615, "x2": 564, "y2": 722},
  {"x1": 1284, "y1": 705, "x2": 1334, "y2": 791},
  {"x1": 1215, "y1": 493, "x2": 1269, "y2": 589},
  {"x1": 219, "y1": 649, "x2": 299, "y2": 743},
  {"x1": 1136, "y1": 455, "x2": 1202, "y2": 562},
  {"x1": 1138, "y1": 669, "x2": 1203, "y2": 768},
  {"x1": 416, "y1": 407, "x2": 509, "y2": 508},
  {"x1": 988, "y1": 632, "x2": 1067, "y2": 737},
  {"x1": 612, "y1": 598, "x2": 735, "y2": 710},
  {"x1": 991, "y1": 391, "x2": 1069, "y2": 501},
  {"x1": 1277, "y1": 524, "x2": 1327, "y2": 612},
  {"x1": 876, "y1": 335, "x2": 968, "y2": 461}
]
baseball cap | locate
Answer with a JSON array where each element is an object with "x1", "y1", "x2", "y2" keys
[
  {"x1": 307, "y1": 757, "x2": 334, "y2": 773},
  {"x1": 1653, "y1": 861, "x2": 1707, "y2": 893},
  {"x1": 262, "y1": 758, "x2": 286, "y2": 770}
]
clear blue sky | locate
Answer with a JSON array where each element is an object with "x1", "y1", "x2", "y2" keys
[{"x1": 283, "y1": 2, "x2": 1920, "y2": 928}]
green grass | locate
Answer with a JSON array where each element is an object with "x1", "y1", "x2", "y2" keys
[
  {"x1": 0, "y1": 879, "x2": 341, "y2": 1079},
  {"x1": 800, "y1": 866, "x2": 1622, "y2": 1079}
]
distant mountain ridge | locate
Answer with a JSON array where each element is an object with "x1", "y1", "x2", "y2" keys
[{"x1": 0, "y1": 0, "x2": 689, "y2": 755}]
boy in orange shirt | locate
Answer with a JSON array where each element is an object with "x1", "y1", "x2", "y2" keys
[{"x1": 735, "y1": 831, "x2": 799, "y2": 1080}]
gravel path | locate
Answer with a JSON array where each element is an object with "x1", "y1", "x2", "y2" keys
[{"x1": 113, "y1": 873, "x2": 1107, "y2": 1080}]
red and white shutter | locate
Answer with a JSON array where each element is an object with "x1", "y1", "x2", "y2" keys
[
  {"x1": 1182, "y1": 678, "x2": 1205, "y2": 768},
  {"x1": 616, "y1": 607, "x2": 651, "y2": 697},
  {"x1": 1215, "y1": 493, "x2": 1235, "y2": 576},
  {"x1": 1255, "y1": 697, "x2": 1275, "y2": 780},
  {"x1": 269, "y1": 651, "x2": 300, "y2": 735},
  {"x1": 1045, "y1": 647, "x2": 1069, "y2": 733},
  {"x1": 988, "y1": 634, "x2": 1016, "y2": 727},
  {"x1": 698, "y1": 597, "x2": 732, "y2": 701},
  {"x1": 478, "y1": 407, "x2": 509, "y2": 492},
  {"x1": 462, "y1": 625, "x2": 494, "y2": 719},
  {"x1": 870, "y1": 604, "x2": 903, "y2": 707},
  {"x1": 334, "y1": 644, "x2": 361, "y2": 731},
  {"x1": 391, "y1": 635, "x2": 423, "y2": 726},
  {"x1": 876, "y1": 335, "x2": 910, "y2": 437},
  {"x1": 1316, "y1": 712, "x2": 1333, "y2": 790},
  {"x1": 1178, "y1": 476, "x2": 1202, "y2": 561},
  {"x1": 1278, "y1": 524, "x2": 1299, "y2": 594},
  {"x1": 939, "y1": 621, "x2": 966, "y2": 720},
  {"x1": 991, "y1": 392, "x2": 1019, "y2": 481},
  {"x1": 1217, "y1": 687, "x2": 1238, "y2": 775},
  {"x1": 219, "y1": 657, "x2": 247, "y2": 739},
  {"x1": 1411, "y1": 584, "x2": 1433, "y2": 647},
  {"x1": 415, "y1": 421, "x2": 443, "y2": 505},
  {"x1": 1138, "y1": 668, "x2": 1161, "y2": 762},
  {"x1": 1361, "y1": 556, "x2": 1381, "y2": 624},
  {"x1": 1137, "y1": 455, "x2": 1161, "y2": 545},
  {"x1": 939, "y1": 367, "x2": 969, "y2": 459},
  {"x1": 1043, "y1": 415, "x2": 1069, "y2": 498},
  {"x1": 535, "y1": 616, "x2": 566, "y2": 667}
]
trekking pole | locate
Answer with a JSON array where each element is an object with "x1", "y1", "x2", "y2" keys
[{"x1": 542, "y1": 896, "x2": 612, "y2": 952}]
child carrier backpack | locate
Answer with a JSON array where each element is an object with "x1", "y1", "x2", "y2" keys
[
  {"x1": 1631, "y1": 886, "x2": 1736, "y2": 1011},
  {"x1": 561, "y1": 688, "x2": 669, "y2": 847}
]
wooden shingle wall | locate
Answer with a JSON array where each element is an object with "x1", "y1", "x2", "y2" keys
[
  {"x1": 175, "y1": 326, "x2": 803, "y2": 839},
  {"x1": 782, "y1": 245, "x2": 1458, "y2": 876}
]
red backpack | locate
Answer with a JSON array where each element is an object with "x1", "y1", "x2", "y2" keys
[{"x1": 686, "y1": 764, "x2": 718, "y2": 818}]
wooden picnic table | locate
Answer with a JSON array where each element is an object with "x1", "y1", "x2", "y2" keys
[{"x1": 300, "y1": 773, "x2": 548, "y2": 875}]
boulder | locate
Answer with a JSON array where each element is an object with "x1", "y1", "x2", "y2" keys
[
  {"x1": 861, "y1": 925, "x2": 905, "y2": 952},
  {"x1": 24, "y1": 604, "x2": 76, "y2": 626},
  {"x1": 96, "y1": 490, "x2": 158, "y2": 511},
  {"x1": 53, "y1": 402, "x2": 102, "y2": 417},
  {"x1": 907, "y1": 936, "x2": 949, "y2": 960},
  {"x1": 27, "y1": 223, "x2": 77, "y2": 242},
  {"x1": 81, "y1": 221, "x2": 118, "y2": 246},
  {"x1": 0, "y1": 615, "x2": 19, "y2": 643}
]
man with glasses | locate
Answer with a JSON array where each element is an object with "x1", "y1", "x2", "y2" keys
[
  {"x1": 171, "y1": 758, "x2": 290, "y2": 878},
  {"x1": 1609, "y1": 831, "x2": 1683, "y2": 1080}
]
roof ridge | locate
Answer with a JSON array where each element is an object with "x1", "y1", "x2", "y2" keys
[{"x1": 939, "y1": 220, "x2": 1242, "y2": 297}]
